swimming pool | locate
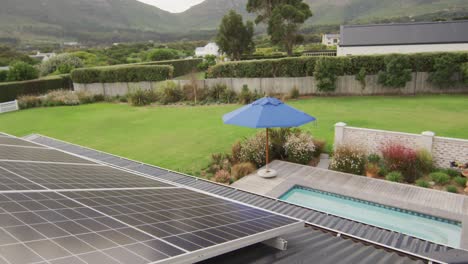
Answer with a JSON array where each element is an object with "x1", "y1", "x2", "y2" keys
[{"x1": 280, "y1": 186, "x2": 462, "y2": 248}]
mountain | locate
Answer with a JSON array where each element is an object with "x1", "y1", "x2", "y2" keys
[{"x1": 0, "y1": 0, "x2": 467, "y2": 45}]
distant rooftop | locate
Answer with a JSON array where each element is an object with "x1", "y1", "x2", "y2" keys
[{"x1": 340, "y1": 20, "x2": 468, "y2": 47}]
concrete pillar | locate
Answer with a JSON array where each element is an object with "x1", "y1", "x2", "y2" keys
[
  {"x1": 420, "y1": 131, "x2": 435, "y2": 153},
  {"x1": 334, "y1": 122, "x2": 347, "y2": 150}
]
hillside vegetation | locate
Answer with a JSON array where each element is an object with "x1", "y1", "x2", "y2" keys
[{"x1": 1, "y1": 0, "x2": 467, "y2": 44}]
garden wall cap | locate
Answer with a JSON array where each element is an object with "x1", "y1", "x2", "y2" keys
[{"x1": 223, "y1": 97, "x2": 316, "y2": 128}]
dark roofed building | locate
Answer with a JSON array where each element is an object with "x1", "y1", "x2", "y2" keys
[{"x1": 338, "y1": 20, "x2": 468, "y2": 56}]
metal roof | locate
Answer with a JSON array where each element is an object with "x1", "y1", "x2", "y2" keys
[
  {"x1": 27, "y1": 134, "x2": 468, "y2": 264},
  {"x1": 340, "y1": 20, "x2": 468, "y2": 47},
  {"x1": 201, "y1": 228, "x2": 423, "y2": 264}
]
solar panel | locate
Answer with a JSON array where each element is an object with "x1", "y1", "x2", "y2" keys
[
  {"x1": 0, "y1": 191, "x2": 185, "y2": 264},
  {"x1": 0, "y1": 167, "x2": 45, "y2": 191},
  {"x1": 60, "y1": 189, "x2": 299, "y2": 252},
  {"x1": 0, "y1": 136, "x2": 304, "y2": 263},
  {"x1": 0, "y1": 162, "x2": 174, "y2": 190},
  {"x1": 0, "y1": 137, "x2": 45, "y2": 148},
  {"x1": 0, "y1": 146, "x2": 96, "y2": 164}
]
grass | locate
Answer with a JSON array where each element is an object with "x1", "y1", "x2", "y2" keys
[{"x1": 1, "y1": 95, "x2": 467, "y2": 175}]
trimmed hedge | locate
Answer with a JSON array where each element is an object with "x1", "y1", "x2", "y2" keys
[
  {"x1": 207, "y1": 52, "x2": 468, "y2": 78},
  {"x1": 71, "y1": 65, "x2": 173, "y2": 84},
  {"x1": 0, "y1": 75, "x2": 72, "y2": 103},
  {"x1": 138, "y1": 58, "x2": 202, "y2": 77}
]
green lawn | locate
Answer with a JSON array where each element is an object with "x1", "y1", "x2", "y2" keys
[{"x1": 1, "y1": 95, "x2": 467, "y2": 175}]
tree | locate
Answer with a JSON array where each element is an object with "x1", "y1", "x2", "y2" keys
[
  {"x1": 247, "y1": 0, "x2": 312, "y2": 56},
  {"x1": 7, "y1": 61, "x2": 38, "y2": 81},
  {"x1": 268, "y1": 4, "x2": 312, "y2": 55},
  {"x1": 146, "y1": 48, "x2": 180, "y2": 61},
  {"x1": 216, "y1": 11, "x2": 255, "y2": 61},
  {"x1": 39, "y1": 54, "x2": 84, "y2": 76}
]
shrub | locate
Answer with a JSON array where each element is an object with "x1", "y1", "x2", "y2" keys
[
  {"x1": 289, "y1": 86, "x2": 300, "y2": 99},
  {"x1": 378, "y1": 164, "x2": 388, "y2": 177},
  {"x1": 7, "y1": 61, "x2": 39, "y2": 81},
  {"x1": 157, "y1": 81, "x2": 184, "y2": 104},
  {"x1": 415, "y1": 149, "x2": 434, "y2": 174},
  {"x1": 381, "y1": 143, "x2": 420, "y2": 183},
  {"x1": 312, "y1": 139, "x2": 326, "y2": 158},
  {"x1": 314, "y1": 57, "x2": 345, "y2": 92},
  {"x1": 76, "y1": 91, "x2": 97, "y2": 104},
  {"x1": 0, "y1": 74, "x2": 72, "y2": 103},
  {"x1": 454, "y1": 176, "x2": 467, "y2": 187},
  {"x1": 207, "y1": 84, "x2": 237, "y2": 103},
  {"x1": 386, "y1": 171, "x2": 403, "y2": 182},
  {"x1": 231, "y1": 141, "x2": 242, "y2": 164},
  {"x1": 239, "y1": 131, "x2": 271, "y2": 168},
  {"x1": 462, "y1": 63, "x2": 468, "y2": 84},
  {"x1": 284, "y1": 132, "x2": 316, "y2": 165},
  {"x1": 231, "y1": 162, "x2": 256, "y2": 181},
  {"x1": 429, "y1": 54, "x2": 460, "y2": 87},
  {"x1": 0, "y1": 70, "x2": 7, "y2": 82},
  {"x1": 330, "y1": 145, "x2": 366, "y2": 175},
  {"x1": 207, "y1": 153, "x2": 232, "y2": 174},
  {"x1": 238, "y1": 85, "x2": 254, "y2": 104},
  {"x1": 197, "y1": 55, "x2": 217, "y2": 71},
  {"x1": 17, "y1": 95, "x2": 42, "y2": 109},
  {"x1": 377, "y1": 55, "x2": 412, "y2": 88},
  {"x1": 42, "y1": 90, "x2": 80, "y2": 106},
  {"x1": 429, "y1": 172, "x2": 450, "y2": 185},
  {"x1": 416, "y1": 179, "x2": 430, "y2": 188},
  {"x1": 139, "y1": 58, "x2": 202, "y2": 77},
  {"x1": 365, "y1": 163, "x2": 380, "y2": 176},
  {"x1": 71, "y1": 65, "x2": 173, "y2": 83},
  {"x1": 355, "y1": 67, "x2": 367, "y2": 90},
  {"x1": 146, "y1": 49, "x2": 180, "y2": 61},
  {"x1": 213, "y1": 169, "x2": 231, "y2": 184},
  {"x1": 367, "y1": 154, "x2": 381, "y2": 164},
  {"x1": 445, "y1": 168, "x2": 461, "y2": 178},
  {"x1": 39, "y1": 54, "x2": 83, "y2": 75},
  {"x1": 446, "y1": 185, "x2": 458, "y2": 193},
  {"x1": 128, "y1": 89, "x2": 157, "y2": 106}
]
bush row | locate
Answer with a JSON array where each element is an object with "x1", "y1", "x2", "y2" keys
[
  {"x1": 207, "y1": 52, "x2": 468, "y2": 78},
  {"x1": 17, "y1": 90, "x2": 104, "y2": 109},
  {"x1": 138, "y1": 58, "x2": 202, "y2": 77},
  {"x1": 0, "y1": 75, "x2": 72, "y2": 103},
  {"x1": 70, "y1": 65, "x2": 173, "y2": 84}
]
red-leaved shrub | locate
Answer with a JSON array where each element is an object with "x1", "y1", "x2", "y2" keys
[
  {"x1": 380, "y1": 143, "x2": 421, "y2": 183},
  {"x1": 213, "y1": 170, "x2": 231, "y2": 184}
]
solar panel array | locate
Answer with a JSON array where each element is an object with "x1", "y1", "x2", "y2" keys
[{"x1": 0, "y1": 134, "x2": 302, "y2": 264}]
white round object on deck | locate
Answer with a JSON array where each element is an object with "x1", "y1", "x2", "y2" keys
[{"x1": 258, "y1": 169, "x2": 278, "y2": 178}]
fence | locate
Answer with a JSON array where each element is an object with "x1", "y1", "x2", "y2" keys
[
  {"x1": 0, "y1": 100, "x2": 19, "y2": 114},
  {"x1": 334, "y1": 122, "x2": 468, "y2": 168},
  {"x1": 74, "y1": 72, "x2": 468, "y2": 97}
]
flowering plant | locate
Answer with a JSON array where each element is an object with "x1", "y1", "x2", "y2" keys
[
  {"x1": 284, "y1": 132, "x2": 316, "y2": 165},
  {"x1": 330, "y1": 144, "x2": 366, "y2": 175}
]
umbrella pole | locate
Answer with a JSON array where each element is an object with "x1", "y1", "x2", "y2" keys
[{"x1": 266, "y1": 128, "x2": 269, "y2": 172}]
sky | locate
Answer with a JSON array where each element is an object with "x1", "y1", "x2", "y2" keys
[{"x1": 136, "y1": 0, "x2": 206, "y2": 13}]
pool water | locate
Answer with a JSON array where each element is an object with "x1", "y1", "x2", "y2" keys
[{"x1": 280, "y1": 186, "x2": 462, "y2": 248}]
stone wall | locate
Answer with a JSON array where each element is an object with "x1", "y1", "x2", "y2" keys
[
  {"x1": 335, "y1": 123, "x2": 468, "y2": 168},
  {"x1": 73, "y1": 72, "x2": 468, "y2": 97}
]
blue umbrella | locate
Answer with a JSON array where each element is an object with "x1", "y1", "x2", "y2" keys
[{"x1": 223, "y1": 97, "x2": 316, "y2": 175}]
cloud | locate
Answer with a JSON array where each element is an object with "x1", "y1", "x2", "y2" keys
[{"x1": 136, "y1": 0, "x2": 205, "y2": 13}]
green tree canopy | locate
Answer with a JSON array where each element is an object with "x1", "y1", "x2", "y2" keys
[
  {"x1": 216, "y1": 10, "x2": 255, "y2": 61},
  {"x1": 39, "y1": 53, "x2": 84, "y2": 76},
  {"x1": 268, "y1": 3, "x2": 312, "y2": 55},
  {"x1": 146, "y1": 48, "x2": 181, "y2": 61},
  {"x1": 247, "y1": 0, "x2": 312, "y2": 56},
  {"x1": 7, "y1": 61, "x2": 39, "y2": 81}
]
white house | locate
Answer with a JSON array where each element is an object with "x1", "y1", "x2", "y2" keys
[
  {"x1": 322, "y1": 34, "x2": 340, "y2": 46},
  {"x1": 29, "y1": 52, "x2": 56, "y2": 62},
  {"x1": 337, "y1": 20, "x2": 468, "y2": 56},
  {"x1": 195, "y1": 42, "x2": 220, "y2": 57}
]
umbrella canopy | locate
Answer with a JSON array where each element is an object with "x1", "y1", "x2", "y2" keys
[{"x1": 223, "y1": 97, "x2": 316, "y2": 128}]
